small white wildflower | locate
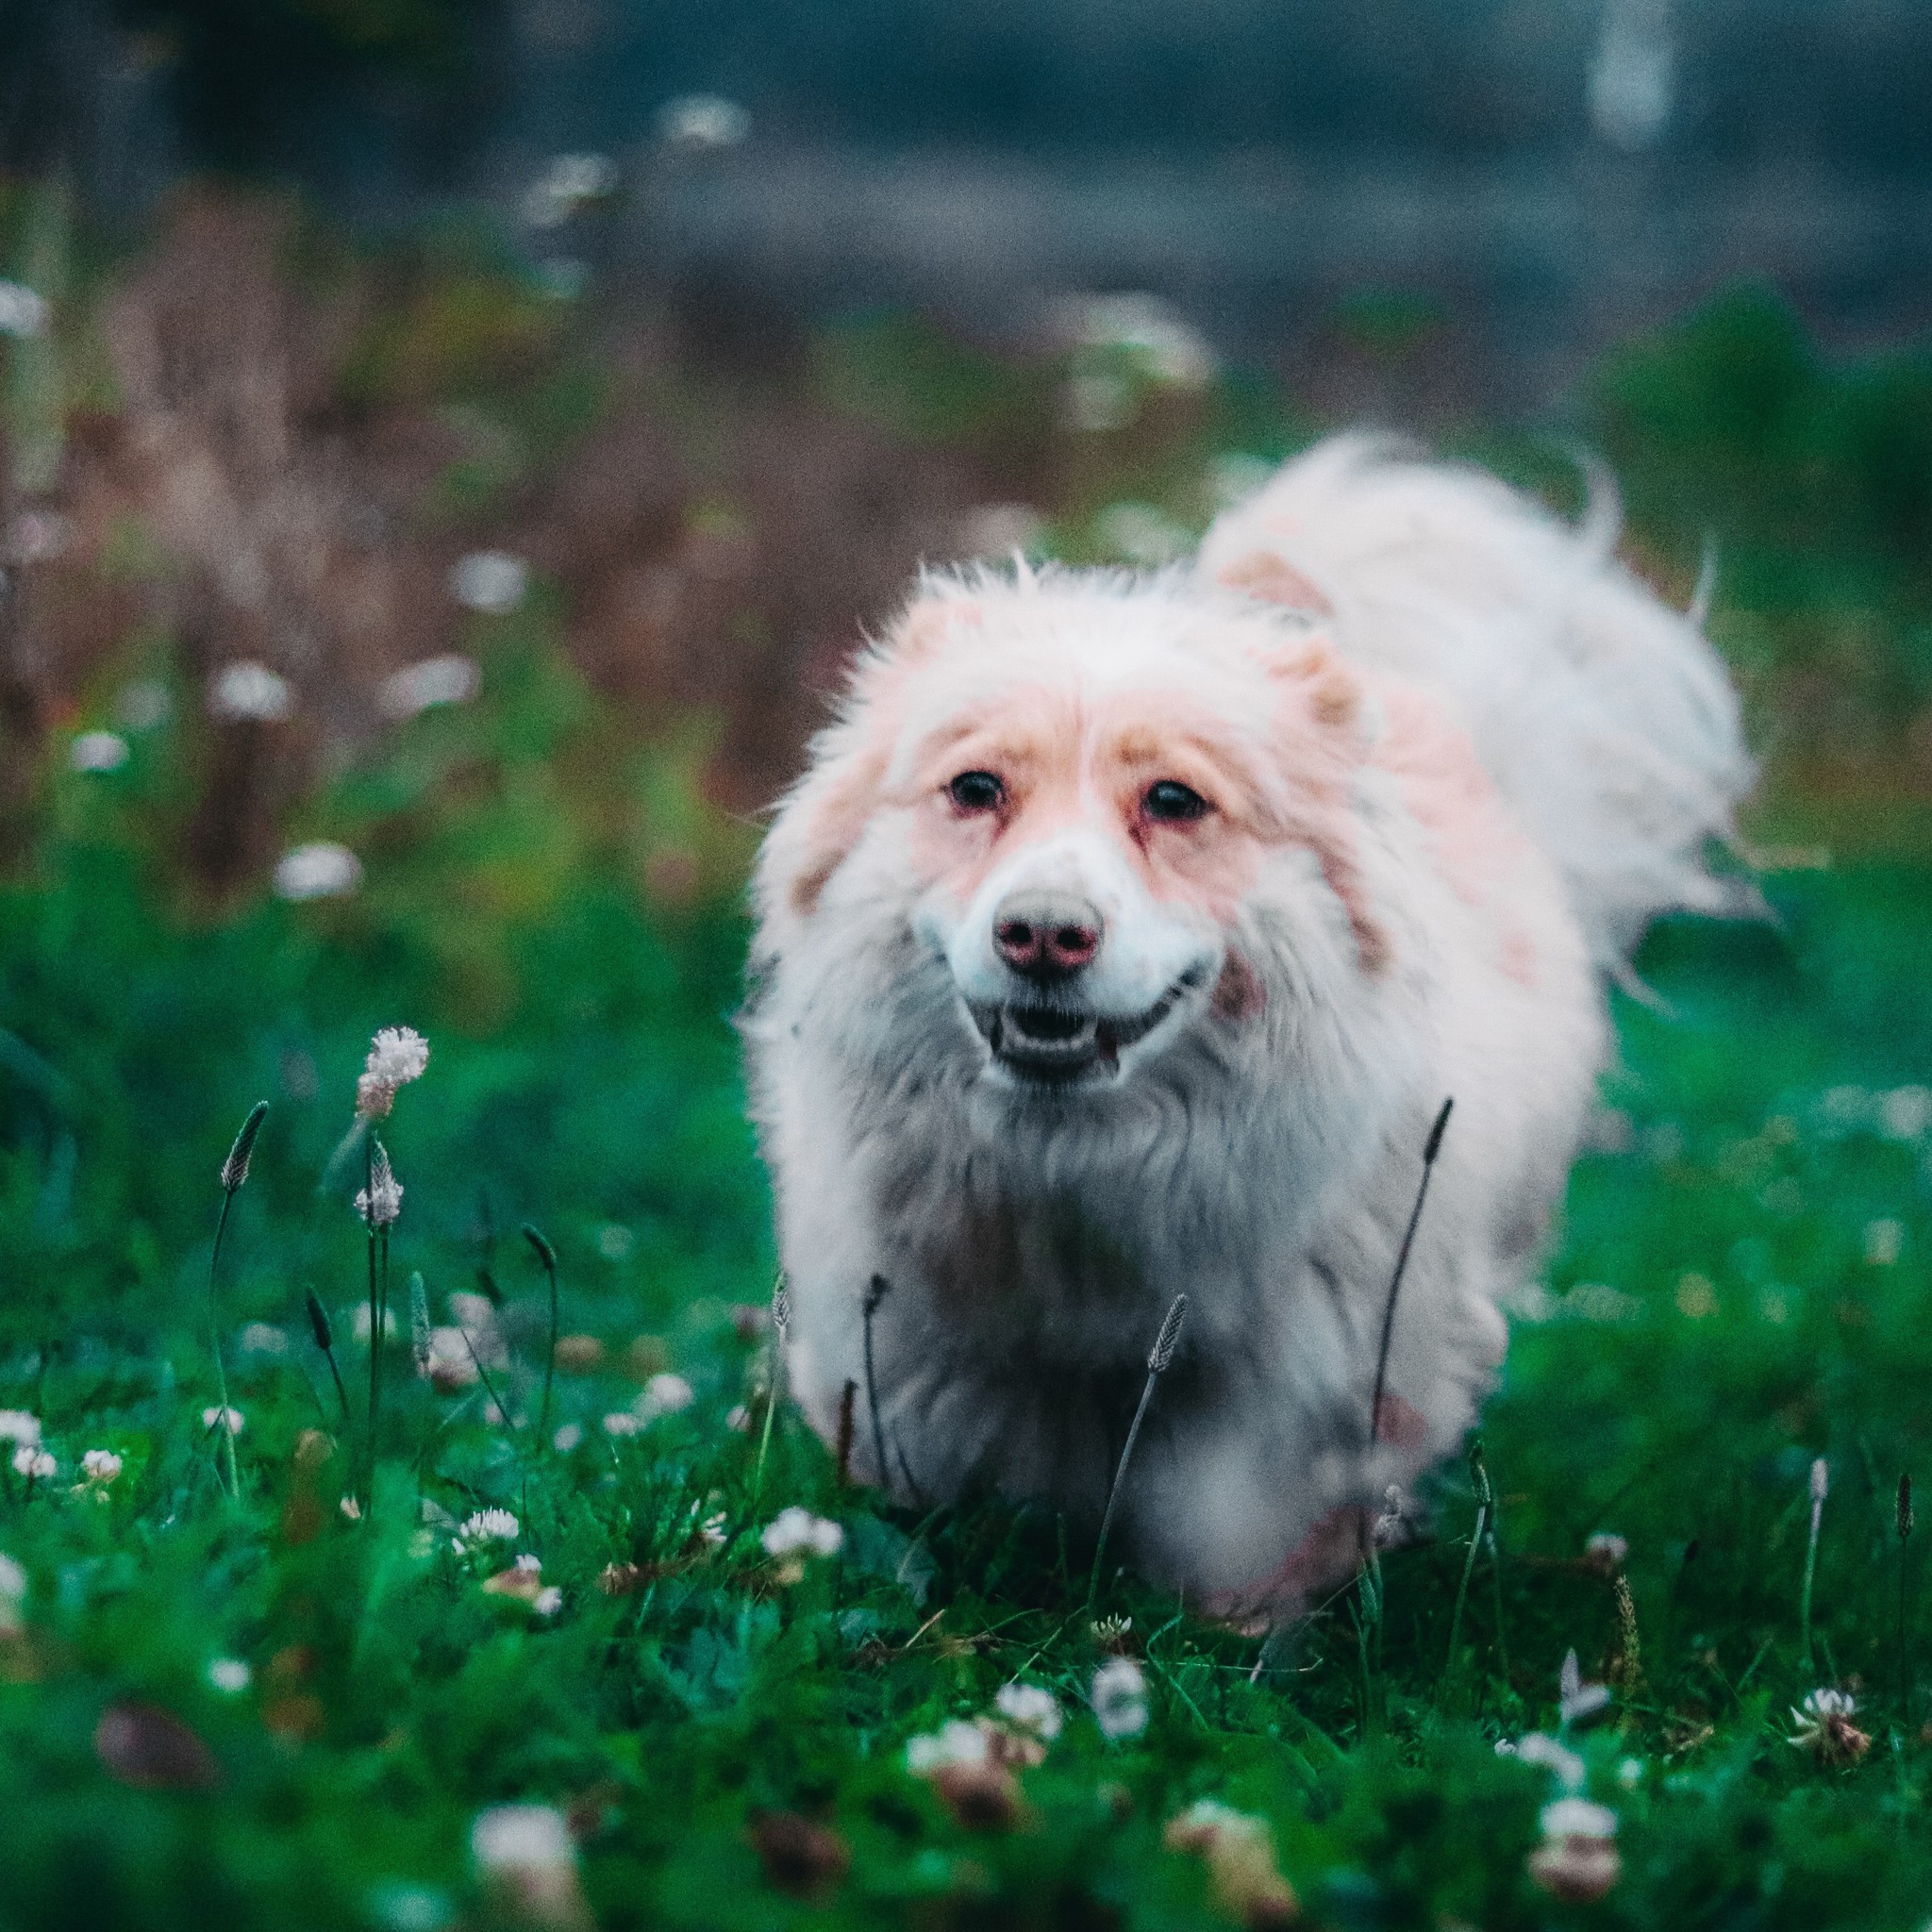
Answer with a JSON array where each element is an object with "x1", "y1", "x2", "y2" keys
[
  {"x1": 699, "y1": 1512, "x2": 728, "y2": 1549},
  {"x1": 552, "y1": 1423, "x2": 583, "y2": 1453},
  {"x1": 1090, "y1": 1657, "x2": 1149, "y2": 1740},
  {"x1": 724, "y1": 1404, "x2": 751, "y2": 1432},
  {"x1": 1541, "y1": 1797, "x2": 1619, "y2": 1840},
  {"x1": 596, "y1": 1223, "x2": 634, "y2": 1260},
  {"x1": 450, "y1": 551, "x2": 526, "y2": 615},
  {"x1": 640, "y1": 1372, "x2": 693, "y2": 1417},
  {"x1": 12, "y1": 1445, "x2": 56, "y2": 1479},
  {"x1": 365, "y1": 1026, "x2": 429, "y2": 1086},
  {"x1": 906, "y1": 1719, "x2": 991, "y2": 1774},
  {"x1": 238, "y1": 1323, "x2": 288, "y2": 1357},
  {"x1": 377, "y1": 653, "x2": 481, "y2": 722},
  {"x1": 523, "y1": 152, "x2": 617, "y2": 226},
  {"x1": 1528, "y1": 1796, "x2": 1622, "y2": 1903},
  {"x1": 656, "y1": 93, "x2": 751, "y2": 152},
  {"x1": 602, "y1": 1410, "x2": 641, "y2": 1439},
  {"x1": 1789, "y1": 1687, "x2": 1871, "y2": 1764},
  {"x1": 1617, "y1": 1757, "x2": 1645, "y2": 1790},
  {"x1": 470, "y1": 1804, "x2": 583, "y2": 1927},
  {"x1": 209, "y1": 659, "x2": 293, "y2": 724},
  {"x1": 0, "y1": 280, "x2": 48, "y2": 337},
  {"x1": 274, "y1": 841, "x2": 362, "y2": 901},
  {"x1": 1864, "y1": 1219, "x2": 1904, "y2": 1267},
  {"x1": 202, "y1": 1406, "x2": 244, "y2": 1438},
  {"x1": 70, "y1": 730, "x2": 129, "y2": 774},
  {"x1": 1076, "y1": 291, "x2": 1218, "y2": 387},
  {"x1": 1880, "y1": 1086, "x2": 1932, "y2": 1141},
  {"x1": 0, "y1": 1411, "x2": 41, "y2": 1447},
  {"x1": 761, "y1": 1506, "x2": 843, "y2": 1559},
  {"x1": 1513, "y1": 1732, "x2": 1587, "y2": 1790},
  {"x1": 425, "y1": 1328, "x2": 481, "y2": 1389},
  {"x1": 341, "y1": 1496, "x2": 362, "y2": 1520},
  {"x1": 81, "y1": 1449, "x2": 123, "y2": 1484},
  {"x1": 208, "y1": 1657, "x2": 251, "y2": 1693},
  {"x1": 993, "y1": 1681, "x2": 1063, "y2": 1742},
  {"x1": 462, "y1": 1508, "x2": 520, "y2": 1543},
  {"x1": 1584, "y1": 1531, "x2": 1628, "y2": 1573},
  {"x1": 0, "y1": 1554, "x2": 25, "y2": 1600}
]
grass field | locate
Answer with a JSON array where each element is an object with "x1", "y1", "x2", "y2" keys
[
  {"x1": 7, "y1": 196, "x2": 1932, "y2": 1926},
  {"x1": 4, "y1": 672, "x2": 1932, "y2": 1929}
]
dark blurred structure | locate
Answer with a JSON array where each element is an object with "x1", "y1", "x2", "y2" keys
[{"x1": 7, "y1": 2, "x2": 1932, "y2": 408}]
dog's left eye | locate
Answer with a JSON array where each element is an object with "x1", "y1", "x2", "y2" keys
[{"x1": 1143, "y1": 780, "x2": 1210, "y2": 823}]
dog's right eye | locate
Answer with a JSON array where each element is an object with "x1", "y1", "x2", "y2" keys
[{"x1": 947, "y1": 771, "x2": 1005, "y2": 813}]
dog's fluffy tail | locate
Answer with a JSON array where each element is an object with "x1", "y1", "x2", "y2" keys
[{"x1": 1196, "y1": 433, "x2": 1757, "y2": 974}]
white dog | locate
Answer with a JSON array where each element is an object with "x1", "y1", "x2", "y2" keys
[{"x1": 744, "y1": 435, "x2": 1751, "y2": 1613}]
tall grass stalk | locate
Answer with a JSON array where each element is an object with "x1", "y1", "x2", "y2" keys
[
  {"x1": 1802, "y1": 1456, "x2": 1828, "y2": 1673},
  {"x1": 1087, "y1": 1293, "x2": 1189, "y2": 1611},
  {"x1": 1369, "y1": 1097, "x2": 1453, "y2": 1448},
  {"x1": 1898, "y1": 1472, "x2": 1915, "y2": 1721},
  {"x1": 524, "y1": 1224, "x2": 559, "y2": 1441},
  {"x1": 306, "y1": 1290, "x2": 351, "y2": 1425},
  {"x1": 753, "y1": 1274, "x2": 789, "y2": 1509},
  {"x1": 208, "y1": 1102, "x2": 268, "y2": 1498},
  {"x1": 862, "y1": 1274, "x2": 891, "y2": 1494}
]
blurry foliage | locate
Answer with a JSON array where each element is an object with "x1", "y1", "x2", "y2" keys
[{"x1": 113, "y1": 0, "x2": 501, "y2": 172}]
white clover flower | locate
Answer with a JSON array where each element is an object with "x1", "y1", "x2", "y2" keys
[
  {"x1": 0, "y1": 280, "x2": 48, "y2": 338},
  {"x1": 761, "y1": 1506, "x2": 843, "y2": 1559},
  {"x1": 533, "y1": 1587, "x2": 562, "y2": 1616},
  {"x1": 81, "y1": 1449, "x2": 123, "y2": 1484},
  {"x1": 602, "y1": 1411, "x2": 641, "y2": 1439},
  {"x1": 656, "y1": 93, "x2": 751, "y2": 152},
  {"x1": 1584, "y1": 1531, "x2": 1628, "y2": 1572},
  {"x1": 724, "y1": 1404, "x2": 751, "y2": 1432},
  {"x1": 239, "y1": 1323, "x2": 288, "y2": 1357},
  {"x1": 699, "y1": 1512, "x2": 728, "y2": 1548},
  {"x1": 1617, "y1": 1757, "x2": 1645, "y2": 1790},
  {"x1": 906, "y1": 1719, "x2": 991, "y2": 1774},
  {"x1": 0, "y1": 1411, "x2": 41, "y2": 1447},
  {"x1": 1789, "y1": 1687, "x2": 1871, "y2": 1764},
  {"x1": 462, "y1": 1508, "x2": 520, "y2": 1543},
  {"x1": 470, "y1": 1803, "x2": 580, "y2": 1924},
  {"x1": 12, "y1": 1446, "x2": 56, "y2": 1479},
  {"x1": 1528, "y1": 1796, "x2": 1622, "y2": 1904},
  {"x1": 1076, "y1": 291, "x2": 1218, "y2": 388},
  {"x1": 0, "y1": 1553, "x2": 25, "y2": 1601},
  {"x1": 450, "y1": 551, "x2": 527, "y2": 615},
  {"x1": 993, "y1": 1681, "x2": 1063, "y2": 1741},
  {"x1": 552, "y1": 1424, "x2": 583, "y2": 1454},
  {"x1": 1510, "y1": 1731, "x2": 1587, "y2": 1790},
  {"x1": 1090, "y1": 1657, "x2": 1149, "y2": 1740},
  {"x1": 208, "y1": 1657, "x2": 251, "y2": 1693},
  {"x1": 274, "y1": 841, "x2": 362, "y2": 901},
  {"x1": 209, "y1": 659, "x2": 294, "y2": 724},
  {"x1": 70, "y1": 730, "x2": 129, "y2": 774},
  {"x1": 376, "y1": 653, "x2": 481, "y2": 721},
  {"x1": 640, "y1": 1372, "x2": 693, "y2": 1417},
  {"x1": 366, "y1": 1026, "x2": 429, "y2": 1085},
  {"x1": 202, "y1": 1406, "x2": 244, "y2": 1438}
]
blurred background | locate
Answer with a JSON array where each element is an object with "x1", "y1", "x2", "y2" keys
[{"x1": 5, "y1": 0, "x2": 1932, "y2": 1310}]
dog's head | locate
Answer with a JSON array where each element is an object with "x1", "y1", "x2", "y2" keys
[{"x1": 754, "y1": 566, "x2": 1391, "y2": 1102}]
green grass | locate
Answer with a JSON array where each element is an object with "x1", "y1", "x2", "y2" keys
[{"x1": 4, "y1": 661, "x2": 1932, "y2": 1927}]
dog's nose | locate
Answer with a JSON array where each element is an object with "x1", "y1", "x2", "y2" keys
[{"x1": 992, "y1": 892, "x2": 1104, "y2": 981}]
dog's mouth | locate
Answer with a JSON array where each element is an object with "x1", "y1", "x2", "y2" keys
[{"x1": 967, "y1": 980, "x2": 1193, "y2": 1083}]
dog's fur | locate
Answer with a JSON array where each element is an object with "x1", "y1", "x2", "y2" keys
[{"x1": 744, "y1": 435, "x2": 1752, "y2": 1612}]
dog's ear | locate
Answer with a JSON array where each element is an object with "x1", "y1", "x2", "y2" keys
[
  {"x1": 1212, "y1": 546, "x2": 1333, "y2": 617},
  {"x1": 896, "y1": 593, "x2": 984, "y2": 662},
  {"x1": 757, "y1": 730, "x2": 891, "y2": 930}
]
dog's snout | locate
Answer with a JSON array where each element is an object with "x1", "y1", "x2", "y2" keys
[{"x1": 992, "y1": 892, "x2": 1104, "y2": 981}]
